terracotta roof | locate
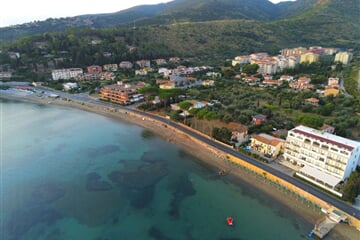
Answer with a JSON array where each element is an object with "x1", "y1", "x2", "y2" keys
[{"x1": 252, "y1": 134, "x2": 284, "y2": 147}]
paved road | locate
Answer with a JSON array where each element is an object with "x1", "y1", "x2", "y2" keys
[{"x1": 33, "y1": 87, "x2": 360, "y2": 220}]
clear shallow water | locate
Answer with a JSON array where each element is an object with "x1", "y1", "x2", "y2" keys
[{"x1": 0, "y1": 100, "x2": 312, "y2": 240}]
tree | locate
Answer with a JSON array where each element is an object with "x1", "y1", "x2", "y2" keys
[
  {"x1": 212, "y1": 127, "x2": 232, "y2": 144},
  {"x1": 178, "y1": 101, "x2": 192, "y2": 110},
  {"x1": 342, "y1": 170, "x2": 360, "y2": 203},
  {"x1": 242, "y1": 64, "x2": 259, "y2": 75}
]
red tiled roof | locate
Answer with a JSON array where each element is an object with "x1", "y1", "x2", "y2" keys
[{"x1": 293, "y1": 129, "x2": 353, "y2": 151}]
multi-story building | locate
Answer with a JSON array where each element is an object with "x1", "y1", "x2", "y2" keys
[
  {"x1": 232, "y1": 55, "x2": 251, "y2": 66},
  {"x1": 250, "y1": 133, "x2": 285, "y2": 159},
  {"x1": 51, "y1": 68, "x2": 83, "y2": 80},
  {"x1": 281, "y1": 47, "x2": 307, "y2": 57},
  {"x1": 119, "y1": 61, "x2": 133, "y2": 69},
  {"x1": 103, "y1": 64, "x2": 118, "y2": 72},
  {"x1": 334, "y1": 52, "x2": 353, "y2": 65},
  {"x1": 99, "y1": 84, "x2": 138, "y2": 105},
  {"x1": 284, "y1": 125, "x2": 360, "y2": 196},
  {"x1": 87, "y1": 65, "x2": 102, "y2": 73},
  {"x1": 300, "y1": 52, "x2": 319, "y2": 63}
]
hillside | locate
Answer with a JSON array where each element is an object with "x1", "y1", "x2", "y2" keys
[
  {"x1": 0, "y1": 0, "x2": 359, "y2": 65},
  {"x1": 0, "y1": 0, "x2": 324, "y2": 44}
]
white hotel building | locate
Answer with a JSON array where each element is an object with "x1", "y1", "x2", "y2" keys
[
  {"x1": 284, "y1": 125, "x2": 360, "y2": 196},
  {"x1": 52, "y1": 68, "x2": 83, "y2": 80}
]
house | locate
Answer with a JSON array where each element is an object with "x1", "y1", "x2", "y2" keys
[
  {"x1": 0, "y1": 72, "x2": 12, "y2": 79},
  {"x1": 324, "y1": 88, "x2": 340, "y2": 97},
  {"x1": 227, "y1": 122, "x2": 248, "y2": 144},
  {"x1": 289, "y1": 77, "x2": 314, "y2": 90},
  {"x1": 320, "y1": 124, "x2": 335, "y2": 134},
  {"x1": 135, "y1": 69, "x2": 148, "y2": 76},
  {"x1": 263, "y1": 79, "x2": 282, "y2": 87},
  {"x1": 305, "y1": 98, "x2": 319, "y2": 106},
  {"x1": 202, "y1": 80, "x2": 215, "y2": 87},
  {"x1": 327, "y1": 77, "x2": 340, "y2": 89},
  {"x1": 63, "y1": 82, "x2": 79, "y2": 91},
  {"x1": 170, "y1": 103, "x2": 181, "y2": 111},
  {"x1": 119, "y1": 61, "x2": 133, "y2": 69},
  {"x1": 252, "y1": 114, "x2": 267, "y2": 125},
  {"x1": 136, "y1": 60, "x2": 151, "y2": 68},
  {"x1": 87, "y1": 65, "x2": 102, "y2": 73},
  {"x1": 155, "y1": 59, "x2": 167, "y2": 65},
  {"x1": 193, "y1": 101, "x2": 209, "y2": 109},
  {"x1": 103, "y1": 64, "x2": 118, "y2": 72},
  {"x1": 250, "y1": 133, "x2": 285, "y2": 159},
  {"x1": 244, "y1": 76, "x2": 260, "y2": 85}
]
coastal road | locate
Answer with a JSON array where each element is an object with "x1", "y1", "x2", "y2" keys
[
  {"x1": 31, "y1": 87, "x2": 360, "y2": 220},
  {"x1": 135, "y1": 109, "x2": 360, "y2": 220}
]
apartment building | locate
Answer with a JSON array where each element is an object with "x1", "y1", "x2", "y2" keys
[
  {"x1": 284, "y1": 125, "x2": 360, "y2": 196},
  {"x1": 334, "y1": 52, "x2": 353, "y2": 65},
  {"x1": 51, "y1": 68, "x2": 83, "y2": 80},
  {"x1": 99, "y1": 84, "x2": 138, "y2": 105},
  {"x1": 300, "y1": 52, "x2": 319, "y2": 63},
  {"x1": 281, "y1": 47, "x2": 307, "y2": 56}
]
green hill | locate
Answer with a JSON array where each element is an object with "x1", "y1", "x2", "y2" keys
[
  {"x1": 1, "y1": 0, "x2": 350, "y2": 45},
  {"x1": 0, "y1": 0, "x2": 359, "y2": 66}
]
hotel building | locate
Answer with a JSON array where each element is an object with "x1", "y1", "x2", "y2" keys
[
  {"x1": 284, "y1": 125, "x2": 360, "y2": 196},
  {"x1": 99, "y1": 84, "x2": 138, "y2": 105}
]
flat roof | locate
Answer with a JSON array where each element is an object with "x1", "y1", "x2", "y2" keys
[
  {"x1": 299, "y1": 165, "x2": 341, "y2": 188},
  {"x1": 291, "y1": 125, "x2": 360, "y2": 151}
]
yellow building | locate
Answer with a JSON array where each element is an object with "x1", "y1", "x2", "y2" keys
[
  {"x1": 334, "y1": 52, "x2": 353, "y2": 65},
  {"x1": 250, "y1": 133, "x2": 285, "y2": 158},
  {"x1": 300, "y1": 52, "x2": 319, "y2": 63},
  {"x1": 324, "y1": 88, "x2": 340, "y2": 97}
]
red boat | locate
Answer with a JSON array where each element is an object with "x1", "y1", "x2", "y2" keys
[{"x1": 226, "y1": 217, "x2": 234, "y2": 226}]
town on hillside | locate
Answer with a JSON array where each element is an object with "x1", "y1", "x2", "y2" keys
[{"x1": 1, "y1": 45, "x2": 360, "y2": 204}]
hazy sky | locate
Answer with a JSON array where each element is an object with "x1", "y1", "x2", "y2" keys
[{"x1": 0, "y1": 0, "x2": 294, "y2": 27}]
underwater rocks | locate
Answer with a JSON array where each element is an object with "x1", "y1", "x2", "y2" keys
[
  {"x1": 168, "y1": 173, "x2": 196, "y2": 218},
  {"x1": 6, "y1": 206, "x2": 63, "y2": 240},
  {"x1": 129, "y1": 186, "x2": 155, "y2": 209},
  {"x1": 30, "y1": 182, "x2": 66, "y2": 205},
  {"x1": 148, "y1": 226, "x2": 174, "y2": 240},
  {"x1": 86, "y1": 172, "x2": 113, "y2": 191},
  {"x1": 108, "y1": 163, "x2": 168, "y2": 189}
]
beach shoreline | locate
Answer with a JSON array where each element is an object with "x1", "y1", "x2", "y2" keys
[{"x1": 1, "y1": 92, "x2": 358, "y2": 239}]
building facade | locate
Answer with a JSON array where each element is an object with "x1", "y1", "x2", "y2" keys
[
  {"x1": 99, "y1": 84, "x2": 138, "y2": 105},
  {"x1": 334, "y1": 52, "x2": 353, "y2": 65},
  {"x1": 284, "y1": 125, "x2": 360, "y2": 195},
  {"x1": 250, "y1": 133, "x2": 285, "y2": 159},
  {"x1": 51, "y1": 68, "x2": 83, "y2": 80}
]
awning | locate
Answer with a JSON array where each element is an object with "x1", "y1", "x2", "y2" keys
[{"x1": 298, "y1": 165, "x2": 341, "y2": 188}]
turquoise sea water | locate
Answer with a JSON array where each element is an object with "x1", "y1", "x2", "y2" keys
[{"x1": 0, "y1": 100, "x2": 313, "y2": 240}]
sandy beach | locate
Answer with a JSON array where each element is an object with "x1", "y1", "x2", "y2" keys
[{"x1": 1, "y1": 91, "x2": 358, "y2": 239}]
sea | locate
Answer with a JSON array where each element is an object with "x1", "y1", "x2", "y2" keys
[{"x1": 0, "y1": 99, "x2": 314, "y2": 240}]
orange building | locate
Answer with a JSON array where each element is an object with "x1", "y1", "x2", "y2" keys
[
  {"x1": 87, "y1": 65, "x2": 102, "y2": 73},
  {"x1": 99, "y1": 84, "x2": 138, "y2": 105}
]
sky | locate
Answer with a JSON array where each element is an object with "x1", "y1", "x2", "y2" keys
[{"x1": 0, "y1": 0, "x2": 294, "y2": 27}]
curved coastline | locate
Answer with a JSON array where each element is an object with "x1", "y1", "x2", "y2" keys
[{"x1": 1, "y1": 91, "x2": 359, "y2": 239}]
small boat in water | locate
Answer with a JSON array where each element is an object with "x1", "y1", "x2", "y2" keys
[{"x1": 226, "y1": 217, "x2": 234, "y2": 226}]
